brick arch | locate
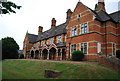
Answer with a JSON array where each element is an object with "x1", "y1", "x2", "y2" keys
[
  {"x1": 30, "y1": 50, "x2": 34, "y2": 59},
  {"x1": 49, "y1": 47, "x2": 57, "y2": 60},
  {"x1": 42, "y1": 45, "x2": 49, "y2": 50},
  {"x1": 42, "y1": 48, "x2": 48, "y2": 60},
  {"x1": 35, "y1": 50, "x2": 39, "y2": 59},
  {"x1": 49, "y1": 43, "x2": 57, "y2": 50},
  {"x1": 30, "y1": 47, "x2": 35, "y2": 51},
  {"x1": 35, "y1": 47, "x2": 39, "y2": 51}
]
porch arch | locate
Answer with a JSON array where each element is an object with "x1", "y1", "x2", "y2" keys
[
  {"x1": 35, "y1": 50, "x2": 39, "y2": 59},
  {"x1": 62, "y1": 49, "x2": 66, "y2": 60},
  {"x1": 42, "y1": 49, "x2": 48, "y2": 60},
  {"x1": 31, "y1": 50, "x2": 34, "y2": 59},
  {"x1": 49, "y1": 47, "x2": 57, "y2": 60}
]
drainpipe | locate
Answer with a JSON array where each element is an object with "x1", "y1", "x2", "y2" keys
[
  {"x1": 105, "y1": 22, "x2": 107, "y2": 56},
  {"x1": 68, "y1": 43, "x2": 71, "y2": 59},
  {"x1": 68, "y1": 37, "x2": 73, "y2": 59}
]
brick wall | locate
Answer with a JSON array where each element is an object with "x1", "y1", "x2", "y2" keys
[{"x1": 99, "y1": 56, "x2": 120, "y2": 72}]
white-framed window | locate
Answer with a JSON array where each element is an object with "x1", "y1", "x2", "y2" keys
[
  {"x1": 50, "y1": 38, "x2": 53, "y2": 44},
  {"x1": 58, "y1": 36, "x2": 62, "y2": 43},
  {"x1": 42, "y1": 41, "x2": 44, "y2": 46},
  {"x1": 81, "y1": 23, "x2": 88, "y2": 34},
  {"x1": 97, "y1": 42, "x2": 101, "y2": 53},
  {"x1": 113, "y1": 43, "x2": 116, "y2": 56},
  {"x1": 71, "y1": 27, "x2": 77, "y2": 36},
  {"x1": 71, "y1": 44, "x2": 76, "y2": 53},
  {"x1": 80, "y1": 43, "x2": 87, "y2": 54},
  {"x1": 46, "y1": 40, "x2": 49, "y2": 45}
]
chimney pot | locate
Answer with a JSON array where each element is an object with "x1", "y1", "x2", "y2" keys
[
  {"x1": 38, "y1": 26, "x2": 43, "y2": 34},
  {"x1": 51, "y1": 18, "x2": 56, "y2": 28},
  {"x1": 95, "y1": 0, "x2": 106, "y2": 12},
  {"x1": 66, "y1": 9, "x2": 72, "y2": 21}
]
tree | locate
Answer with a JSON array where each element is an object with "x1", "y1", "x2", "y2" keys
[
  {"x1": 0, "y1": 0, "x2": 21, "y2": 14},
  {"x1": 2, "y1": 37, "x2": 19, "y2": 60}
]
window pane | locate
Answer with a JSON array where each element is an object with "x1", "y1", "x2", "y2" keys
[
  {"x1": 84, "y1": 43, "x2": 87, "y2": 54},
  {"x1": 81, "y1": 23, "x2": 88, "y2": 34},
  {"x1": 72, "y1": 27, "x2": 77, "y2": 36}
]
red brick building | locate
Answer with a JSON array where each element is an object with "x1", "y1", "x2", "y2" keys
[{"x1": 23, "y1": 0, "x2": 120, "y2": 61}]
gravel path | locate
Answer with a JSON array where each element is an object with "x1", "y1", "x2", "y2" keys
[{"x1": 18, "y1": 59, "x2": 98, "y2": 64}]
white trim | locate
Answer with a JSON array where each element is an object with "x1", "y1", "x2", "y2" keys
[
  {"x1": 87, "y1": 42, "x2": 89, "y2": 55},
  {"x1": 97, "y1": 42, "x2": 101, "y2": 53}
]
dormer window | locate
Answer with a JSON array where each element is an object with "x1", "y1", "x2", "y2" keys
[
  {"x1": 58, "y1": 36, "x2": 62, "y2": 43},
  {"x1": 42, "y1": 41, "x2": 44, "y2": 46},
  {"x1": 71, "y1": 27, "x2": 77, "y2": 36},
  {"x1": 50, "y1": 38, "x2": 53, "y2": 44}
]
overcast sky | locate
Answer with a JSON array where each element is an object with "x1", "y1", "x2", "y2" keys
[{"x1": 0, "y1": 0, "x2": 119, "y2": 50}]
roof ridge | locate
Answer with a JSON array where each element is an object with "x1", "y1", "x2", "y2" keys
[
  {"x1": 109, "y1": 10, "x2": 120, "y2": 15},
  {"x1": 39, "y1": 22, "x2": 66, "y2": 35},
  {"x1": 28, "y1": 33, "x2": 38, "y2": 36}
]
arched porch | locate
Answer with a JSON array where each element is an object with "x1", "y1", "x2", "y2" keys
[
  {"x1": 42, "y1": 49, "x2": 48, "y2": 60},
  {"x1": 49, "y1": 47, "x2": 56, "y2": 60},
  {"x1": 35, "y1": 50, "x2": 39, "y2": 59},
  {"x1": 31, "y1": 50, "x2": 34, "y2": 59}
]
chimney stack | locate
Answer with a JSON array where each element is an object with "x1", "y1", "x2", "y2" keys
[
  {"x1": 66, "y1": 9, "x2": 72, "y2": 21},
  {"x1": 95, "y1": 0, "x2": 106, "y2": 12},
  {"x1": 51, "y1": 18, "x2": 56, "y2": 28},
  {"x1": 38, "y1": 26, "x2": 43, "y2": 34}
]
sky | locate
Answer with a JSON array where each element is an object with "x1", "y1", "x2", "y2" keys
[{"x1": 0, "y1": 0, "x2": 119, "y2": 50}]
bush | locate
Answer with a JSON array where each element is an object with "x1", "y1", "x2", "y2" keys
[
  {"x1": 19, "y1": 54, "x2": 24, "y2": 59},
  {"x1": 72, "y1": 50, "x2": 84, "y2": 61},
  {"x1": 116, "y1": 50, "x2": 120, "y2": 59}
]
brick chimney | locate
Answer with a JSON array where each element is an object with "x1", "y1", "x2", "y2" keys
[
  {"x1": 38, "y1": 26, "x2": 43, "y2": 34},
  {"x1": 66, "y1": 9, "x2": 72, "y2": 21},
  {"x1": 51, "y1": 18, "x2": 56, "y2": 29},
  {"x1": 95, "y1": 0, "x2": 106, "y2": 12}
]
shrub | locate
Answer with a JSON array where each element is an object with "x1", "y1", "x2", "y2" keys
[
  {"x1": 72, "y1": 50, "x2": 84, "y2": 61},
  {"x1": 116, "y1": 50, "x2": 120, "y2": 59},
  {"x1": 19, "y1": 54, "x2": 24, "y2": 59}
]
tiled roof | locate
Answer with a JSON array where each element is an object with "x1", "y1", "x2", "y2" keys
[
  {"x1": 36, "y1": 23, "x2": 66, "y2": 41},
  {"x1": 27, "y1": 5, "x2": 120, "y2": 44},
  {"x1": 27, "y1": 33, "x2": 38, "y2": 43},
  {"x1": 109, "y1": 10, "x2": 120, "y2": 23},
  {"x1": 56, "y1": 42, "x2": 66, "y2": 48},
  {"x1": 88, "y1": 7, "x2": 119, "y2": 23}
]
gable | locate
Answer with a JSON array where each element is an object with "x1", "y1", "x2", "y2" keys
[
  {"x1": 67, "y1": 2, "x2": 95, "y2": 28},
  {"x1": 23, "y1": 33, "x2": 28, "y2": 45},
  {"x1": 72, "y1": 2, "x2": 89, "y2": 16}
]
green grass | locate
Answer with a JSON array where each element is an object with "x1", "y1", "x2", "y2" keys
[{"x1": 2, "y1": 59, "x2": 120, "y2": 79}]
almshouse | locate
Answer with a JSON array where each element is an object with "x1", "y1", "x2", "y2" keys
[{"x1": 23, "y1": 0, "x2": 120, "y2": 60}]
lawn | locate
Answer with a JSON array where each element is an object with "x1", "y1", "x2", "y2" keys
[{"x1": 2, "y1": 59, "x2": 120, "y2": 79}]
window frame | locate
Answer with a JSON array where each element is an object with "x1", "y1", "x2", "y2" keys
[
  {"x1": 58, "y1": 36, "x2": 62, "y2": 43},
  {"x1": 80, "y1": 43, "x2": 88, "y2": 54},
  {"x1": 71, "y1": 44, "x2": 76, "y2": 54},
  {"x1": 41, "y1": 41, "x2": 44, "y2": 46},
  {"x1": 80, "y1": 23, "x2": 88, "y2": 34},
  {"x1": 50, "y1": 38, "x2": 53, "y2": 44},
  {"x1": 71, "y1": 26, "x2": 77, "y2": 37}
]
